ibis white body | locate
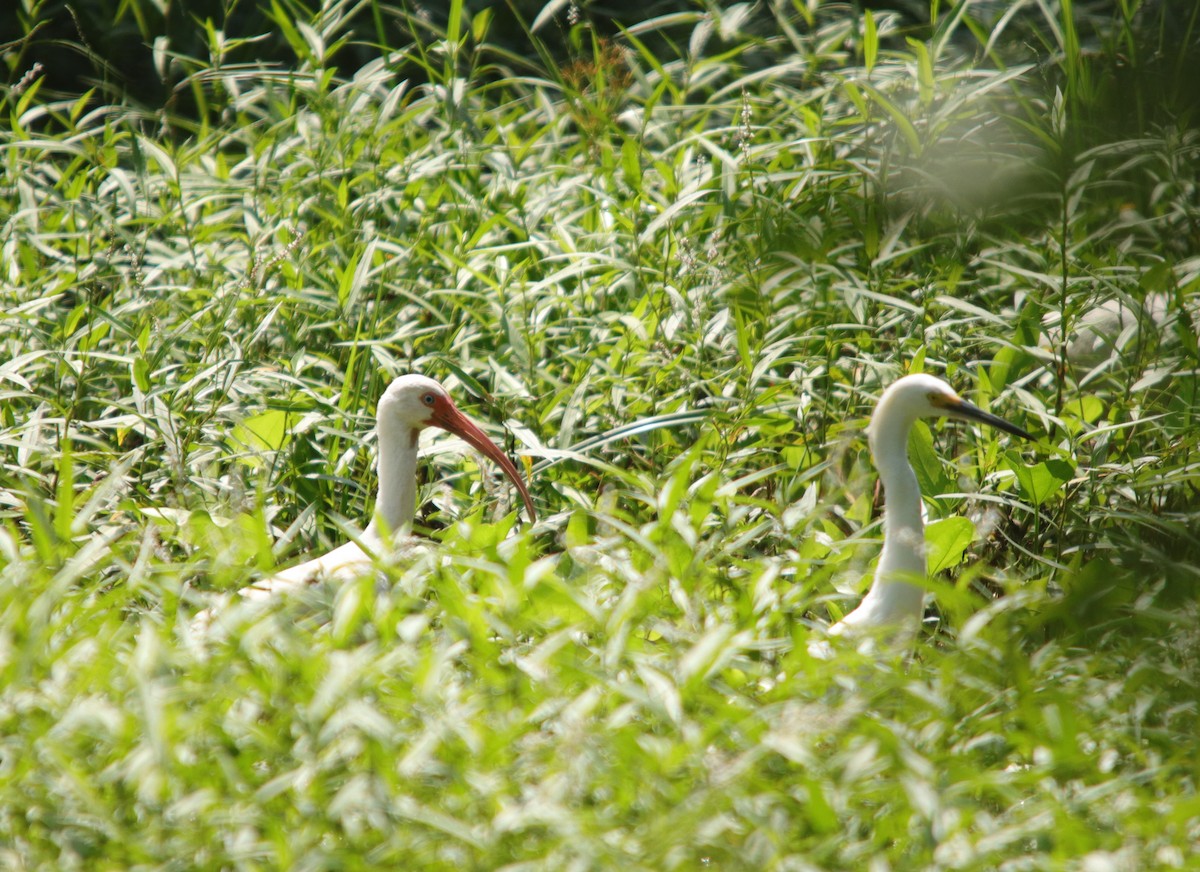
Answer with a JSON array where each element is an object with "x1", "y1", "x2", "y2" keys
[
  {"x1": 1040, "y1": 293, "x2": 1183, "y2": 369},
  {"x1": 197, "y1": 375, "x2": 535, "y2": 621}
]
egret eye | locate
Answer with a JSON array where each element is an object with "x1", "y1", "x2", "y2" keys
[{"x1": 422, "y1": 393, "x2": 435, "y2": 406}]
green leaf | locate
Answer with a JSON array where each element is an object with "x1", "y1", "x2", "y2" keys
[
  {"x1": 54, "y1": 438, "x2": 75, "y2": 543},
  {"x1": 861, "y1": 83, "x2": 922, "y2": 155},
  {"x1": 621, "y1": 137, "x2": 642, "y2": 189},
  {"x1": 434, "y1": 358, "x2": 494, "y2": 404},
  {"x1": 925, "y1": 516, "x2": 975, "y2": 574},
  {"x1": 233, "y1": 409, "x2": 294, "y2": 454},
  {"x1": 1063, "y1": 395, "x2": 1104, "y2": 424},
  {"x1": 269, "y1": 0, "x2": 310, "y2": 62},
  {"x1": 863, "y1": 10, "x2": 878, "y2": 74},
  {"x1": 1008, "y1": 457, "x2": 1074, "y2": 507},
  {"x1": 906, "y1": 38, "x2": 935, "y2": 105},
  {"x1": 446, "y1": 0, "x2": 464, "y2": 57},
  {"x1": 132, "y1": 357, "x2": 150, "y2": 394},
  {"x1": 471, "y1": 6, "x2": 492, "y2": 43},
  {"x1": 842, "y1": 80, "x2": 869, "y2": 118},
  {"x1": 907, "y1": 422, "x2": 952, "y2": 499}
]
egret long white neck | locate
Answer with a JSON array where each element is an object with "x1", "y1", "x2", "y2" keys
[
  {"x1": 371, "y1": 414, "x2": 419, "y2": 535},
  {"x1": 873, "y1": 433, "x2": 925, "y2": 578},
  {"x1": 858, "y1": 395, "x2": 927, "y2": 624}
]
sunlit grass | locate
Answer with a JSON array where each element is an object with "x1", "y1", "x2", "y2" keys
[{"x1": 1, "y1": 0, "x2": 1197, "y2": 867}]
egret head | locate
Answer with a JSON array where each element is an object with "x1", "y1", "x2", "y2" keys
[
  {"x1": 377, "y1": 374, "x2": 537, "y2": 522},
  {"x1": 869, "y1": 373, "x2": 1033, "y2": 453}
]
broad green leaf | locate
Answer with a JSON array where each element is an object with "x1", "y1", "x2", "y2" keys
[
  {"x1": 132, "y1": 357, "x2": 150, "y2": 394},
  {"x1": 234, "y1": 409, "x2": 294, "y2": 454},
  {"x1": 1063, "y1": 395, "x2": 1104, "y2": 424},
  {"x1": 471, "y1": 7, "x2": 492, "y2": 43},
  {"x1": 925, "y1": 516, "x2": 975, "y2": 574},
  {"x1": 1008, "y1": 456, "x2": 1074, "y2": 507}
]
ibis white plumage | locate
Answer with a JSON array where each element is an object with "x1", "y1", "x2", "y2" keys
[
  {"x1": 1041, "y1": 293, "x2": 1172, "y2": 370},
  {"x1": 824, "y1": 373, "x2": 1033, "y2": 643},
  {"x1": 199, "y1": 375, "x2": 535, "y2": 620}
]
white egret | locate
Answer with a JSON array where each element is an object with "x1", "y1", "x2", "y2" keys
[
  {"x1": 824, "y1": 373, "x2": 1034, "y2": 642},
  {"x1": 200, "y1": 375, "x2": 535, "y2": 619}
]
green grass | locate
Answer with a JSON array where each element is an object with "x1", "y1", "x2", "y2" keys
[{"x1": 2, "y1": 0, "x2": 1198, "y2": 868}]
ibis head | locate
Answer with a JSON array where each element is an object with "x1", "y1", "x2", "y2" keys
[{"x1": 378, "y1": 375, "x2": 536, "y2": 522}]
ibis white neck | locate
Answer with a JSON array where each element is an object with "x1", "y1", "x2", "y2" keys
[{"x1": 371, "y1": 415, "x2": 419, "y2": 536}]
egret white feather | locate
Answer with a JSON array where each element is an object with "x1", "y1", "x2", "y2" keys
[{"x1": 822, "y1": 374, "x2": 1033, "y2": 646}]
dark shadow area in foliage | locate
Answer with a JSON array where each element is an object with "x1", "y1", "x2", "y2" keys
[
  {"x1": 2, "y1": 0, "x2": 662, "y2": 115},
  {"x1": 9, "y1": 0, "x2": 1189, "y2": 132}
]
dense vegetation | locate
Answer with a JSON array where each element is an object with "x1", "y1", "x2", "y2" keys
[{"x1": 1, "y1": 0, "x2": 1198, "y2": 867}]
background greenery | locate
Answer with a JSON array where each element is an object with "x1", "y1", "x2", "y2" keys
[{"x1": 2, "y1": 0, "x2": 1198, "y2": 867}]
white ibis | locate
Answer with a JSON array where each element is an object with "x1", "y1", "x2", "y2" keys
[
  {"x1": 821, "y1": 373, "x2": 1034, "y2": 644},
  {"x1": 203, "y1": 375, "x2": 535, "y2": 617},
  {"x1": 1041, "y1": 293, "x2": 1173, "y2": 370}
]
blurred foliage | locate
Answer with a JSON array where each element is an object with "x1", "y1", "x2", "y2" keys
[{"x1": 0, "y1": 0, "x2": 1198, "y2": 867}]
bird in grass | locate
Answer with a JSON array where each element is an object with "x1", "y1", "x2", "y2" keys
[
  {"x1": 196, "y1": 375, "x2": 535, "y2": 625},
  {"x1": 1040, "y1": 293, "x2": 1173, "y2": 370},
  {"x1": 820, "y1": 373, "x2": 1034, "y2": 646}
]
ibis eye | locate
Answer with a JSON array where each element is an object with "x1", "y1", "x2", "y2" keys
[{"x1": 422, "y1": 393, "x2": 435, "y2": 406}]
